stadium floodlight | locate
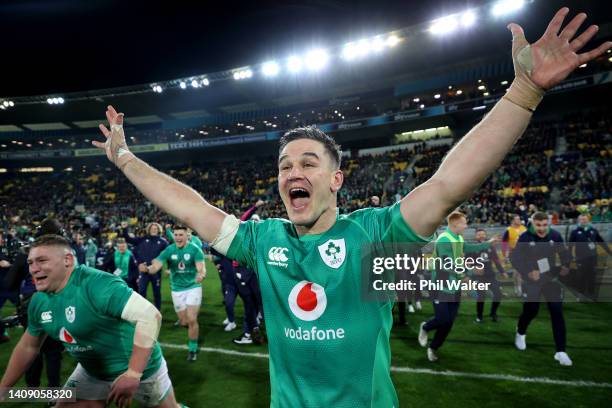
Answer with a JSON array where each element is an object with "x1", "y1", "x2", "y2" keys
[
  {"x1": 179, "y1": 81, "x2": 187, "y2": 89},
  {"x1": 58, "y1": 97, "x2": 64, "y2": 104},
  {"x1": 191, "y1": 79, "x2": 199, "y2": 88},
  {"x1": 52, "y1": 98, "x2": 59, "y2": 104},
  {"x1": 492, "y1": 0, "x2": 525, "y2": 17},
  {"x1": 386, "y1": 35, "x2": 400, "y2": 47},
  {"x1": 579, "y1": 63, "x2": 587, "y2": 68},
  {"x1": 262, "y1": 61, "x2": 280, "y2": 76},
  {"x1": 430, "y1": 16, "x2": 458, "y2": 35},
  {"x1": 245, "y1": 69, "x2": 253, "y2": 78},
  {"x1": 434, "y1": 94, "x2": 441, "y2": 99},
  {"x1": 456, "y1": 89, "x2": 463, "y2": 95},
  {"x1": 413, "y1": 97, "x2": 420, "y2": 102},
  {"x1": 2, "y1": 101, "x2": 8, "y2": 107},
  {"x1": 342, "y1": 42, "x2": 358, "y2": 61},
  {"x1": 47, "y1": 98, "x2": 53, "y2": 104},
  {"x1": 152, "y1": 85, "x2": 162, "y2": 93},
  {"x1": 478, "y1": 85, "x2": 486, "y2": 90},
  {"x1": 202, "y1": 78, "x2": 210, "y2": 86},
  {"x1": 233, "y1": 72, "x2": 241, "y2": 80},
  {"x1": 483, "y1": 92, "x2": 490, "y2": 96},
  {"x1": 419, "y1": 104, "x2": 425, "y2": 109},
  {"x1": 356, "y1": 39, "x2": 371, "y2": 57},
  {"x1": 0, "y1": 105, "x2": 5, "y2": 110},
  {"x1": 371, "y1": 37, "x2": 385, "y2": 52},
  {"x1": 500, "y1": 80, "x2": 509, "y2": 85},
  {"x1": 461, "y1": 10, "x2": 477, "y2": 27},
  {"x1": 305, "y1": 49, "x2": 329, "y2": 71},
  {"x1": 287, "y1": 56, "x2": 303, "y2": 73}
]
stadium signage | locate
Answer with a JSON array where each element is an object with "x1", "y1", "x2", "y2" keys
[
  {"x1": 393, "y1": 112, "x2": 421, "y2": 121},
  {"x1": 337, "y1": 121, "x2": 364, "y2": 130}
]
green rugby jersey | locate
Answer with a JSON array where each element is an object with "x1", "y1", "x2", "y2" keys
[
  {"x1": 156, "y1": 243, "x2": 204, "y2": 292},
  {"x1": 227, "y1": 202, "x2": 431, "y2": 407},
  {"x1": 27, "y1": 265, "x2": 163, "y2": 381}
]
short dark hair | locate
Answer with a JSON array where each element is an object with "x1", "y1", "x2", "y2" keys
[
  {"x1": 173, "y1": 224, "x2": 188, "y2": 232},
  {"x1": 31, "y1": 234, "x2": 71, "y2": 250},
  {"x1": 279, "y1": 126, "x2": 342, "y2": 168},
  {"x1": 531, "y1": 212, "x2": 548, "y2": 222},
  {"x1": 116, "y1": 237, "x2": 126, "y2": 244},
  {"x1": 475, "y1": 228, "x2": 487, "y2": 233},
  {"x1": 36, "y1": 218, "x2": 64, "y2": 238}
]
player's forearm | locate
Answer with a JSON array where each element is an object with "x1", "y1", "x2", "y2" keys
[
  {"x1": 431, "y1": 98, "x2": 531, "y2": 208},
  {"x1": 0, "y1": 340, "x2": 40, "y2": 387},
  {"x1": 127, "y1": 344, "x2": 153, "y2": 378},
  {"x1": 121, "y1": 157, "x2": 224, "y2": 242}
]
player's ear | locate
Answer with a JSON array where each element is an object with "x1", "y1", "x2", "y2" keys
[{"x1": 330, "y1": 169, "x2": 343, "y2": 193}]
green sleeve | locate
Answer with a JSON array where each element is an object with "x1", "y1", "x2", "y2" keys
[
  {"x1": 353, "y1": 202, "x2": 434, "y2": 244},
  {"x1": 191, "y1": 236, "x2": 203, "y2": 249},
  {"x1": 194, "y1": 245, "x2": 205, "y2": 262},
  {"x1": 226, "y1": 221, "x2": 258, "y2": 270},
  {"x1": 156, "y1": 246, "x2": 170, "y2": 263},
  {"x1": 87, "y1": 269, "x2": 133, "y2": 318},
  {"x1": 26, "y1": 294, "x2": 44, "y2": 337},
  {"x1": 165, "y1": 227, "x2": 175, "y2": 244},
  {"x1": 463, "y1": 242, "x2": 490, "y2": 253}
]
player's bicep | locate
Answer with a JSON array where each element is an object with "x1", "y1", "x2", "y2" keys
[
  {"x1": 187, "y1": 202, "x2": 229, "y2": 245},
  {"x1": 20, "y1": 330, "x2": 47, "y2": 353},
  {"x1": 401, "y1": 178, "x2": 455, "y2": 237}
]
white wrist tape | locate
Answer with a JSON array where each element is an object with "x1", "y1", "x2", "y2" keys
[
  {"x1": 121, "y1": 292, "x2": 161, "y2": 348},
  {"x1": 211, "y1": 215, "x2": 240, "y2": 256}
]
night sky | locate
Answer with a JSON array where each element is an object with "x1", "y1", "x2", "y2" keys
[{"x1": 1, "y1": 0, "x2": 609, "y2": 97}]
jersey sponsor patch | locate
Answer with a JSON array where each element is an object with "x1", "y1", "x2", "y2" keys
[
  {"x1": 318, "y1": 239, "x2": 346, "y2": 269},
  {"x1": 267, "y1": 247, "x2": 289, "y2": 267},
  {"x1": 41, "y1": 311, "x2": 53, "y2": 323},
  {"x1": 288, "y1": 281, "x2": 327, "y2": 321},
  {"x1": 65, "y1": 306, "x2": 75, "y2": 323},
  {"x1": 59, "y1": 327, "x2": 77, "y2": 344}
]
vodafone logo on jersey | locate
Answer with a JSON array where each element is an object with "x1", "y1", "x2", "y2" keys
[
  {"x1": 288, "y1": 281, "x2": 327, "y2": 321},
  {"x1": 59, "y1": 327, "x2": 77, "y2": 344}
]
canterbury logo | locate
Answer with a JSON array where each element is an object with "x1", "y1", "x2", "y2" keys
[
  {"x1": 268, "y1": 247, "x2": 289, "y2": 262},
  {"x1": 41, "y1": 311, "x2": 53, "y2": 323}
]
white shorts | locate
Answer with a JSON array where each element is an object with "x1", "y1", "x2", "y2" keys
[
  {"x1": 64, "y1": 358, "x2": 172, "y2": 407},
  {"x1": 171, "y1": 286, "x2": 202, "y2": 312}
]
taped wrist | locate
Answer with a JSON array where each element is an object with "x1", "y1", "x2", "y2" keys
[
  {"x1": 504, "y1": 44, "x2": 545, "y2": 112},
  {"x1": 121, "y1": 292, "x2": 161, "y2": 348},
  {"x1": 211, "y1": 215, "x2": 240, "y2": 256}
]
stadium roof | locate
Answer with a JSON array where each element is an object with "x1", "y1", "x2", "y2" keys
[{"x1": 1, "y1": 0, "x2": 610, "y2": 126}]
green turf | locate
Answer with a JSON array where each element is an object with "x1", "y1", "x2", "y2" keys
[{"x1": 2, "y1": 259, "x2": 611, "y2": 407}]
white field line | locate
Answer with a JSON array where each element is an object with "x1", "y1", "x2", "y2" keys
[{"x1": 159, "y1": 342, "x2": 612, "y2": 388}]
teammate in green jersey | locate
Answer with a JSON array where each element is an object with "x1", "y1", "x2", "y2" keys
[
  {"x1": 0, "y1": 235, "x2": 184, "y2": 407},
  {"x1": 147, "y1": 225, "x2": 206, "y2": 361},
  {"x1": 92, "y1": 11, "x2": 610, "y2": 405}
]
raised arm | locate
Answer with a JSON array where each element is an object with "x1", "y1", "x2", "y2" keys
[
  {"x1": 94, "y1": 106, "x2": 227, "y2": 243},
  {"x1": 401, "y1": 8, "x2": 612, "y2": 237}
]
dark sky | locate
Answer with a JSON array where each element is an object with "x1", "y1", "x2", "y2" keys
[{"x1": 1, "y1": 0, "x2": 608, "y2": 97}]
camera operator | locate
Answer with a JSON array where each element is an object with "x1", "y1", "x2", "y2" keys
[{"x1": 3, "y1": 218, "x2": 64, "y2": 389}]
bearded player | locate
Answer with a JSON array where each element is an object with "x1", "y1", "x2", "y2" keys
[{"x1": 92, "y1": 9, "x2": 610, "y2": 406}]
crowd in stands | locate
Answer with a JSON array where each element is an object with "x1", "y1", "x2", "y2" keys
[{"x1": 1, "y1": 108, "x2": 610, "y2": 249}]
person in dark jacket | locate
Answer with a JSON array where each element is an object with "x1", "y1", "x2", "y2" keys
[
  {"x1": 466, "y1": 228, "x2": 507, "y2": 323},
  {"x1": 511, "y1": 212, "x2": 572, "y2": 366},
  {"x1": 101, "y1": 238, "x2": 139, "y2": 291},
  {"x1": 568, "y1": 214, "x2": 611, "y2": 298},
  {"x1": 120, "y1": 221, "x2": 168, "y2": 309}
]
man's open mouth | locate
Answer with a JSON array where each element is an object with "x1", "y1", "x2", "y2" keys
[
  {"x1": 289, "y1": 187, "x2": 311, "y2": 210},
  {"x1": 34, "y1": 275, "x2": 48, "y2": 283}
]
